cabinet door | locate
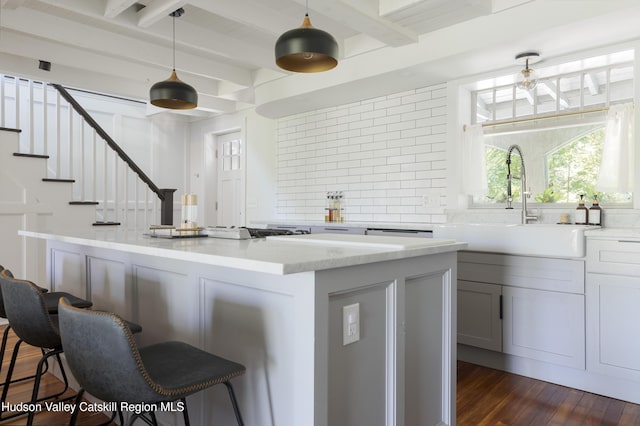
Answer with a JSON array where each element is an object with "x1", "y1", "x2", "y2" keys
[
  {"x1": 457, "y1": 280, "x2": 502, "y2": 352},
  {"x1": 587, "y1": 273, "x2": 640, "y2": 379},
  {"x1": 503, "y1": 286, "x2": 585, "y2": 369}
]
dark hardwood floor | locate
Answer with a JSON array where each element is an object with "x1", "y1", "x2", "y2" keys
[
  {"x1": 0, "y1": 325, "x2": 111, "y2": 425},
  {"x1": 457, "y1": 361, "x2": 640, "y2": 425},
  {"x1": 1, "y1": 324, "x2": 639, "y2": 425}
]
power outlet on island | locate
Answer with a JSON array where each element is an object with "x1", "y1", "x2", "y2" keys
[{"x1": 343, "y1": 303, "x2": 360, "y2": 346}]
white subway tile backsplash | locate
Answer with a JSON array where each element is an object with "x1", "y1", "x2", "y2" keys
[
  {"x1": 373, "y1": 131, "x2": 402, "y2": 142},
  {"x1": 387, "y1": 104, "x2": 416, "y2": 116},
  {"x1": 349, "y1": 103, "x2": 374, "y2": 115},
  {"x1": 374, "y1": 164, "x2": 401, "y2": 174},
  {"x1": 374, "y1": 115, "x2": 401, "y2": 126},
  {"x1": 362, "y1": 109, "x2": 388, "y2": 120},
  {"x1": 387, "y1": 121, "x2": 416, "y2": 132},
  {"x1": 275, "y1": 83, "x2": 448, "y2": 223},
  {"x1": 401, "y1": 127, "x2": 431, "y2": 138},
  {"x1": 402, "y1": 92, "x2": 431, "y2": 105},
  {"x1": 374, "y1": 98, "x2": 402, "y2": 110},
  {"x1": 337, "y1": 114, "x2": 363, "y2": 125},
  {"x1": 326, "y1": 107, "x2": 350, "y2": 119},
  {"x1": 361, "y1": 125, "x2": 389, "y2": 136},
  {"x1": 387, "y1": 154, "x2": 416, "y2": 165}
]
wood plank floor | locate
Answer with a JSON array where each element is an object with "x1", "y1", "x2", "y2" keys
[
  {"x1": 0, "y1": 325, "x2": 111, "y2": 425},
  {"x1": 2, "y1": 324, "x2": 640, "y2": 425},
  {"x1": 457, "y1": 361, "x2": 640, "y2": 425}
]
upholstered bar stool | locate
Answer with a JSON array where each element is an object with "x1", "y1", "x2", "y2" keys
[
  {"x1": 0, "y1": 268, "x2": 143, "y2": 424},
  {"x1": 0, "y1": 269, "x2": 80, "y2": 424},
  {"x1": 0, "y1": 265, "x2": 92, "y2": 389},
  {"x1": 58, "y1": 297, "x2": 246, "y2": 426}
]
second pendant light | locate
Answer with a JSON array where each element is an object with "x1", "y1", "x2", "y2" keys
[{"x1": 275, "y1": 2, "x2": 338, "y2": 73}]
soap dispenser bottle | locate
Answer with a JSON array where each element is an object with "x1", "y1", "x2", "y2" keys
[
  {"x1": 575, "y1": 194, "x2": 588, "y2": 225},
  {"x1": 589, "y1": 195, "x2": 602, "y2": 226}
]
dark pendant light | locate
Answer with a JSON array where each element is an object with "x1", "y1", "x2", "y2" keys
[
  {"x1": 275, "y1": 2, "x2": 338, "y2": 73},
  {"x1": 150, "y1": 8, "x2": 197, "y2": 110}
]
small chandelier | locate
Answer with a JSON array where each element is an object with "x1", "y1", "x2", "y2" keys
[
  {"x1": 515, "y1": 51, "x2": 540, "y2": 91},
  {"x1": 149, "y1": 8, "x2": 197, "y2": 110},
  {"x1": 275, "y1": 1, "x2": 338, "y2": 73}
]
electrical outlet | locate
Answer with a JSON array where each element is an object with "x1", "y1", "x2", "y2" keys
[{"x1": 343, "y1": 303, "x2": 360, "y2": 346}]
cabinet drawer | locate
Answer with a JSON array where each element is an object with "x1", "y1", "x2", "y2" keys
[
  {"x1": 458, "y1": 251, "x2": 585, "y2": 294},
  {"x1": 587, "y1": 239, "x2": 640, "y2": 276}
]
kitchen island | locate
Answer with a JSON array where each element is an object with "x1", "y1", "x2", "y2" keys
[{"x1": 20, "y1": 229, "x2": 465, "y2": 426}]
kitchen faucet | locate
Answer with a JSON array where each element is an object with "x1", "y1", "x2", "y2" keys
[{"x1": 506, "y1": 144, "x2": 538, "y2": 224}]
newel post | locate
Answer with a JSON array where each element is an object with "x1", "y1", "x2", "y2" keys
[{"x1": 159, "y1": 188, "x2": 177, "y2": 226}]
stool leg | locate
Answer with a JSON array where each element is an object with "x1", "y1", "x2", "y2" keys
[
  {"x1": 0, "y1": 327, "x2": 50, "y2": 389},
  {"x1": 69, "y1": 388, "x2": 85, "y2": 426},
  {"x1": 28, "y1": 349, "x2": 63, "y2": 425},
  {"x1": 0, "y1": 338, "x2": 22, "y2": 406},
  {"x1": 180, "y1": 397, "x2": 190, "y2": 426},
  {"x1": 0, "y1": 325, "x2": 10, "y2": 378},
  {"x1": 224, "y1": 381, "x2": 244, "y2": 426}
]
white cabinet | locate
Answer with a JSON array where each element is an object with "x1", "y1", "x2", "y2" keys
[
  {"x1": 457, "y1": 252, "x2": 585, "y2": 369},
  {"x1": 457, "y1": 280, "x2": 502, "y2": 351},
  {"x1": 587, "y1": 238, "x2": 640, "y2": 379},
  {"x1": 502, "y1": 286, "x2": 584, "y2": 368}
]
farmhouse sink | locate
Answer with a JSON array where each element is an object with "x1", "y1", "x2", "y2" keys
[{"x1": 431, "y1": 223, "x2": 599, "y2": 258}]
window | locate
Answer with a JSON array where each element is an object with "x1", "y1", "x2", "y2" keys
[{"x1": 470, "y1": 50, "x2": 634, "y2": 207}]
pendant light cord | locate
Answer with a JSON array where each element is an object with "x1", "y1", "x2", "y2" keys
[{"x1": 172, "y1": 13, "x2": 176, "y2": 71}]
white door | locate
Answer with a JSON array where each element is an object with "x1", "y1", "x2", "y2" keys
[{"x1": 216, "y1": 132, "x2": 245, "y2": 226}]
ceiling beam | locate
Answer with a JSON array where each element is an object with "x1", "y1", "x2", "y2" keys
[
  {"x1": 297, "y1": 0, "x2": 419, "y2": 46},
  {"x1": 3, "y1": 4, "x2": 254, "y2": 87},
  {"x1": 103, "y1": 0, "x2": 137, "y2": 18},
  {"x1": 539, "y1": 80, "x2": 570, "y2": 108},
  {"x1": 0, "y1": 31, "x2": 238, "y2": 114},
  {"x1": 187, "y1": 0, "x2": 296, "y2": 37},
  {"x1": 32, "y1": 0, "x2": 278, "y2": 73},
  {"x1": 137, "y1": 0, "x2": 188, "y2": 28},
  {"x1": 584, "y1": 72, "x2": 600, "y2": 96}
]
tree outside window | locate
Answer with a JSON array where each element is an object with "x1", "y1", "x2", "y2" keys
[{"x1": 477, "y1": 126, "x2": 631, "y2": 206}]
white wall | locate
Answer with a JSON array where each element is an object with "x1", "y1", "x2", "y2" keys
[
  {"x1": 274, "y1": 84, "x2": 449, "y2": 224},
  {"x1": 190, "y1": 109, "x2": 277, "y2": 227}
]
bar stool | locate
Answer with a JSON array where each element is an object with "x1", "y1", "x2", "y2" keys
[
  {"x1": 58, "y1": 297, "x2": 246, "y2": 426},
  {"x1": 0, "y1": 265, "x2": 92, "y2": 391}
]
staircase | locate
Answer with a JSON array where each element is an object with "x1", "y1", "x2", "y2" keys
[
  {"x1": 0, "y1": 74, "x2": 180, "y2": 281},
  {"x1": 0, "y1": 74, "x2": 175, "y2": 229},
  {"x1": 0, "y1": 127, "x2": 97, "y2": 230}
]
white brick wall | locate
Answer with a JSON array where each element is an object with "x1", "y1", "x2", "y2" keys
[{"x1": 275, "y1": 83, "x2": 448, "y2": 224}]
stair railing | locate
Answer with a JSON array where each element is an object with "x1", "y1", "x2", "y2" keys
[{"x1": 0, "y1": 74, "x2": 175, "y2": 228}]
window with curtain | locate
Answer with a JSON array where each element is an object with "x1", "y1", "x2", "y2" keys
[{"x1": 468, "y1": 49, "x2": 634, "y2": 207}]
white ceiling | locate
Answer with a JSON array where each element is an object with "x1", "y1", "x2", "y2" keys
[{"x1": 1, "y1": 0, "x2": 640, "y2": 119}]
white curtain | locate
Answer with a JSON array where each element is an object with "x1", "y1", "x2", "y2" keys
[
  {"x1": 461, "y1": 124, "x2": 487, "y2": 195},
  {"x1": 596, "y1": 103, "x2": 634, "y2": 193}
]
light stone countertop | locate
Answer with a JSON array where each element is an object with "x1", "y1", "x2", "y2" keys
[
  {"x1": 252, "y1": 219, "x2": 436, "y2": 231},
  {"x1": 20, "y1": 229, "x2": 465, "y2": 275},
  {"x1": 585, "y1": 227, "x2": 640, "y2": 240}
]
